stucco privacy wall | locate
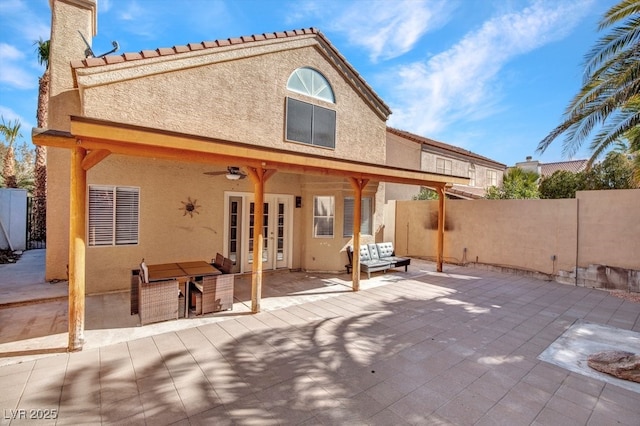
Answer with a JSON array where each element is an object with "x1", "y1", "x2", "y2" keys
[
  {"x1": 576, "y1": 190, "x2": 640, "y2": 270},
  {"x1": 391, "y1": 189, "x2": 639, "y2": 284}
]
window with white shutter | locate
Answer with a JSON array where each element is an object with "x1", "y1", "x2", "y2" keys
[
  {"x1": 89, "y1": 186, "x2": 139, "y2": 246},
  {"x1": 343, "y1": 197, "x2": 372, "y2": 237}
]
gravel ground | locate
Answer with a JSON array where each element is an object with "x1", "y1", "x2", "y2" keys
[{"x1": 608, "y1": 289, "x2": 640, "y2": 304}]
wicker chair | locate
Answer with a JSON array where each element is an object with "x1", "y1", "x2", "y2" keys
[
  {"x1": 138, "y1": 274, "x2": 179, "y2": 325},
  {"x1": 192, "y1": 274, "x2": 234, "y2": 314}
]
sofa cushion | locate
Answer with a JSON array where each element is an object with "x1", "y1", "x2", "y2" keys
[
  {"x1": 358, "y1": 245, "x2": 372, "y2": 262},
  {"x1": 376, "y1": 242, "x2": 395, "y2": 258}
]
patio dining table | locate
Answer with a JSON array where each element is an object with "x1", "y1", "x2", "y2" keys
[{"x1": 147, "y1": 261, "x2": 221, "y2": 318}]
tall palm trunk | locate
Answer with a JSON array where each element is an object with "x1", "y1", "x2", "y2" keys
[
  {"x1": 33, "y1": 38, "x2": 49, "y2": 242},
  {"x1": 0, "y1": 119, "x2": 21, "y2": 189},
  {"x1": 2, "y1": 144, "x2": 17, "y2": 188}
]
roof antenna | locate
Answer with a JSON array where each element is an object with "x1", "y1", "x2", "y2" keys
[
  {"x1": 78, "y1": 31, "x2": 120, "y2": 58},
  {"x1": 78, "y1": 31, "x2": 94, "y2": 58}
]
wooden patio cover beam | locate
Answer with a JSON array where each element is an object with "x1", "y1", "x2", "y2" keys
[{"x1": 33, "y1": 116, "x2": 469, "y2": 188}]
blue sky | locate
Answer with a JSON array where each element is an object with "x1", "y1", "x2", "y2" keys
[{"x1": 0, "y1": 0, "x2": 618, "y2": 166}]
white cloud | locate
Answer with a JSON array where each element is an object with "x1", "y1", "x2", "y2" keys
[
  {"x1": 0, "y1": 106, "x2": 31, "y2": 128},
  {"x1": 386, "y1": 0, "x2": 593, "y2": 135},
  {"x1": 0, "y1": 43, "x2": 34, "y2": 89},
  {"x1": 331, "y1": 0, "x2": 451, "y2": 62}
]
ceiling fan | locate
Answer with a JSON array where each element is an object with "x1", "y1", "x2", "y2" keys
[{"x1": 204, "y1": 166, "x2": 247, "y2": 180}]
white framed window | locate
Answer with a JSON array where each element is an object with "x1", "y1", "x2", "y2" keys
[
  {"x1": 285, "y1": 97, "x2": 336, "y2": 149},
  {"x1": 486, "y1": 170, "x2": 498, "y2": 187},
  {"x1": 436, "y1": 158, "x2": 452, "y2": 175},
  {"x1": 313, "y1": 196, "x2": 334, "y2": 238},
  {"x1": 343, "y1": 197, "x2": 372, "y2": 237},
  {"x1": 88, "y1": 185, "x2": 139, "y2": 246},
  {"x1": 469, "y1": 164, "x2": 476, "y2": 186}
]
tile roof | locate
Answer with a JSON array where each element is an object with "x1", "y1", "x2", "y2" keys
[
  {"x1": 387, "y1": 127, "x2": 506, "y2": 169},
  {"x1": 447, "y1": 184, "x2": 486, "y2": 200},
  {"x1": 70, "y1": 28, "x2": 391, "y2": 118},
  {"x1": 540, "y1": 159, "x2": 588, "y2": 176},
  {"x1": 70, "y1": 28, "x2": 320, "y2": 69}
]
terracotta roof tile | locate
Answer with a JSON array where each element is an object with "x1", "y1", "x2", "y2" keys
[
  {"x1": 69, "y1": 28, "x2": 322, "y2": 70},
  {"x1": 173, "y1": 45, "x2": 189, "y2": 53},
  {"x1": 85, "y1": 57, "x2": 106, "y2": 67},
  {"x1": 141, "y1": 50, "x2": 159, "y2": 58},
  {"x1": 188, "y1": 42, "x2": 204, "y2": 51},
  {"x1": 540, "y1": 159, "x2": 587, "y2": 176},
  {"x1": 104, "y1": 55, "x2": 125, "y2": 64},
  {"x1": 122, "y1": 52, "x2": 143, "y2": 61},
  {"x1": 156, "y1": 47, "x2": 174, "y2": 56}
]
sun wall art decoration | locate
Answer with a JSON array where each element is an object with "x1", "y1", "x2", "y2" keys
[{"x1": 179, "y1": 197, "x2": 201, "y2": 218}]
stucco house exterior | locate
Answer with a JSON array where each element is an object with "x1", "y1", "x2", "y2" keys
[
  {"x1": 385, "y1": 128, "x2": 506, "y2": 200},
  {"x1": 35, "y1": 0, "x2": 468, "y2": 349}
]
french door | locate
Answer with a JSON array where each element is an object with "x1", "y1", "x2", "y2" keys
[{"x1": 225, "y1": 193, "x2": 292, "y2": 273}]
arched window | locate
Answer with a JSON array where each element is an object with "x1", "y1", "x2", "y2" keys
[
  {"x1": 287, "y1": 67, "x2": 335, "y2": 103},
  {"x1": 285, "y1": 67, "x2": 337, "y2": 149}
]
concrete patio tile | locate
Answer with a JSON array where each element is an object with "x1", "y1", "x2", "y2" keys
[
  {"x1": 545, "y1": 394, "x2": 593, "y2": 424},
  {"x1": 533, "y1": 405, "x2": 586, "y2": 426},
  {"x1": 100, "y1": 393, "x2": 145, "y2": 423},
  {"x1": 367, "y1": 407, "x2": 412, "y2": 426},
  {"x1": 475, "y1": 399, "x2": 535, "y2": 426},
  {"x1": 497, "y1": 381, "x2": 553, "y2": 420},
  {"x1": 187, "y1": 404, "x2": 232, "y2": 426},
  {"x1": 174, "y1": 381, "x2": 223, "y2": 417},
  {"x1": 2, "y1": 259, "x2": 640, "y2": 424},
  {"x1": 435, "y1": 388, "x2": 496, "y2": 425},
  {"x1": 589, "y1": 398, "x2": 640, "y2": 426},
  {"x1": 554, "y1": 380, "x2": 600, "y2": 410},
  {"x1": 138, "y1": 384, "x2": 187, "y2": 426},
  {"x1": 388, "y1": 393, "x2": 442, "y2": 424},
  {"x1": 598, "y1": 383, "x2": 640, "y2": 414}
]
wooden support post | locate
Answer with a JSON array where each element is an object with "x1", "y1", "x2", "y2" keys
[
  {"x1": 436, "y1": 185, "x2": 446, "y2": 273},
  {"x1": 349, "y1": 178, "x2": 368, "y2": 291},
  {"x1": 68, "y1": 146, "x2": 87, "y2": 351},
  {"x1": 247, "y1": 167, "x2": 275, "y2": 313}
]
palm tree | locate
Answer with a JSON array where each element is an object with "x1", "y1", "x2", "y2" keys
[
  {"x1": 537, "y1": 0, "x2": 640, "y2": 167},
  {"x1": 33, "y1": 37, "x2": 50, "y2": 241},
  {"x1": 0, "y1": 118, "x2": 22, "y2": 188}
]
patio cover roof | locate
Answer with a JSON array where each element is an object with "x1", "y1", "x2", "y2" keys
[{"x1": 33, "y1": 116, "x2": 469, "y2": 187}]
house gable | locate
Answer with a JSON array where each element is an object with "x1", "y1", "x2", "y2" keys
[{"x1": 70, "y1": 29, "x2": 390, "y2": 164}]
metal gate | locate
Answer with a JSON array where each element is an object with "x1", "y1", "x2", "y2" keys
[{"x1": 26, "y1": 196, "x2": 46, "y2": 249}]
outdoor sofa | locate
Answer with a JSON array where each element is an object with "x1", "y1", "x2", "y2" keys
[{"x1": 346, "y1": 242, "x2": 411, "y2": 279}]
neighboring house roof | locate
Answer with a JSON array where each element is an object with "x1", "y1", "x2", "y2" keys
[
  {"x1": 387, "y1": 127, "x2": 506, "y2": 169},
  {"x1": 447, "y1": 184, "x2": 486, "y2": 200},
  {"x1": 540, "y1": 159, "x2": 588, "y2": 177},
  {"x1": 70, "y1": 28, "x2": 391, "y2": 120}
]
